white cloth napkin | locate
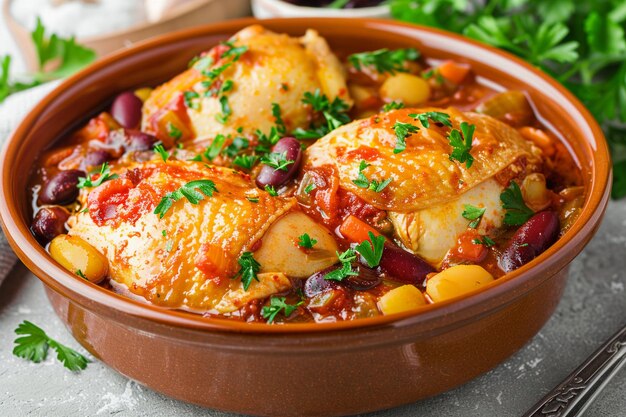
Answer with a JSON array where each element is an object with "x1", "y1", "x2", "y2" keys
[{"x1": 0, "y1": 81, "x2": 61, "y2": 286}]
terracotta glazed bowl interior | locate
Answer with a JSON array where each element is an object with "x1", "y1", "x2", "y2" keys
[{"x1": 0, "y1": 18, "x2": 611, "y2": 416}]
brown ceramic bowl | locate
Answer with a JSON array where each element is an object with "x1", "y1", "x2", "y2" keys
[{"x1": 0, "y1": 18, "x2": 612, "y2": 417}]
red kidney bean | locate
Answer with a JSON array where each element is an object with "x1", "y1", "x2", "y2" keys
[
  {"x1": 500, "y1": 211, "x2": 560, "y2": 273},
  {"x1": 378, "y1": 244, "x2": 436, "y2": 287},
  {"x1": 39, "y1": 170, "x2": 85, "y2": 205},
  {"x1": 125, "y1": 130, "x2": 157, "y2": 151},
  {"x1": 82, "y1": 150, "x2": 111, "y2": 168},
  {"x1": 304, "y1": 267, "x2": 341, "y2": 297},
  {"x1": 31, "y1": 206, "x2": 70, "y2": 243},
  {"x1": 343, "y1": 264, "x2": 382, "y2": 291},
  {"x1": 255, "y1": 137, "x2": 302, "y2": 188},
  {"x1": 110, "y1": 92, "x2": 143, "y2": 129}
]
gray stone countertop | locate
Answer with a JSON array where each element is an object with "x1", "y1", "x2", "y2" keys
[{"x1": 1, "y1": 200, "x2": 625, "y2": 417}]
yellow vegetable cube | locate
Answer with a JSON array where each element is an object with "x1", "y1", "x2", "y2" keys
[
  {"x1": 426, "y1": 265, "x2": 494, "y2": 303},
  {"x1": 378, "y1": 285, "x2": 426, "y2": 315},
  {"x1": 380, "y1": 73, "x2": 431, "y2": 106},
  {"x1": 49, "y1": 234, "x2": 109, "y2": 284}
]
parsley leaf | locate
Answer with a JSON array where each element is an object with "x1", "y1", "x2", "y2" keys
[
  {"x1": 298, "y1": 233, "x2": 318, "y2": 249},
  {"x1": 294, "y1": 90, "x2": 351, "y2": 139},
  {"x1": 77, "y1": 162, "x2": 119, "y2": 189},
  {"x1": 261, "y1": 296, "x2": 302, "y2": 324},
  {"x1": 272, "y1": 103, "x2": 286, "y2": 135},
  {"x1": 409, "y1": 111, "x2": 453, "y2": 128},
  {"x1": 220, "y1": 41, "x2": 249, "y2": 61},
  {"x1": 448, "y1": 121, "x2": 475, "y2": 168},
  {"x1": 352, "y1": 160, "x2": 392, "y2": 192},
  {"x1": 260, "y1": 151, "x2": 294, "y2": 171},
  {"x1": 216, "y1": 95, "x2": 232, "y2": 124},
  {"x1": 167, "y1": 122, "x2": 182, "y2": 140},
  {"x1": 13, "y1": 321, "x2": 88, "y2": 371},
  {"x1": 325, "y1": 249, "x2": 358, "y2": 281},
  {"x1": 154, "y1": 180, "x2": 218, "y2": 218},
  {"x1": 234, "y1": 252, "x2": 261, "y2": 291},
  {"x1": 462, "y1": 204, "x2": 486, "y2": 229},
  {"x1": 500, "y1": 181, "x2": 535, "y2": 226},
  {"x1": 348, "y1": 48, "x2": 420, "y2": 74},
  {"x1": 265, "y1": 185, "x2": 278, "y2": 196},
  {"x1": 473, "y1": 236, "x2": 496, "y2": 247},
  {"x1": 154, "y1": 144, "x2": 169, "y2": 162},
  {"x1": 304, "y1": 183, "x2": 317, "y2": 194},
  {"x1": 183, "y1": 90, "x2": 200, "y2": 110},
  {"x1": 354, "y1": 231, "x2": 385, "y2": 268},
  {"x1": 203, "y1": 134, "x2": 226, "y2": 161},
  {"x1": 392, "y1": 121, "x2": 420, "y2": 154},
  {"x1": 233, "y1": 154, "x2": 259, "y2": 170},
  {"x1": 383, "y1": 101, "x2": 405, "y2": 111}
]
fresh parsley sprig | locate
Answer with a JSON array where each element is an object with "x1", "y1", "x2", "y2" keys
[
  {"x1": 13, "y1": 321, "x2": 89, "y2": 371},
  {"x1": 234, "y1": 252, "x2": 261, "y2": 291},
  {"x1": 392, "y1": 121, "x2": 420, "y2": 154},
  {"x1": 462, "y1": 204, "x2": 486, "y2": 228},
  {"x1": 154, "y1": 144, "x2": 170, "y2": 162},
  {"x1": 293, "y1": 90, "x2": 351, "y2": 139},
  {"x1": 409, "y1": 111, "x2": 453, "y2": 128},
  {"x1": 154, "y1": 180, "x2": 218, "y2": 218},
  {"x1": 354, "y1": 231, "x2": 385, "y2": 268},
  {"x1": 298, "y1": 233, "x2": 318, "y2": 249},
  {"x1": 348, "y1": 48, "x2": 420, "y2": 74},
  {"x1": 500, "y1": 181, "x2": 535, "y2": 226},
  {"x1": 383, "y1": 101, "x2": 405, "y2": 112},
  {"x1": 352, "y1": 160, "x2": 392, "y2": 192},
  {"x1": 325, "y1": 248, "x2": 358, "y2": 281},
  {"x1": 448, "y1": 121, "x2": 475, "y2": 168},
  {"x1": 77, "y1": 162, "x2": 119, "y2": 189},
  {"x1": 260, "y1": 151, "x2": 294, "y2": 171},
  {"x1": 261, "y1": 296, "x2": 303, "y2": 324}
]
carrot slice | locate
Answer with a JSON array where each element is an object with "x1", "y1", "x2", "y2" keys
[
  {"x1": 438, "y1": 61, "x2": 471, "y2": 84},
  {"x1": 339, "y1": 215, "x2": 384, "y2": 243}
]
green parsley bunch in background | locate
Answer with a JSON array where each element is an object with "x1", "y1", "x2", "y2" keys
[{"x1": 391, "y1": 0, "x2": 626, "y2": 198}]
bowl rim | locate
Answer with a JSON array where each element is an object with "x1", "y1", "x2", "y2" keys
[{"x1": 0, "y1": 17, "x2": 612, "y2": 336}]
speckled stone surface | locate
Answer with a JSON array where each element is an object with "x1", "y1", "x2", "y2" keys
[{"x1": 1, "y1": 200, "x2": 625, "y2": 417}]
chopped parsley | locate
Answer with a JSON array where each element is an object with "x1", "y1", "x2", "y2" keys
[
  {"x1": 222, "y1": 136, "x2": 249, "y2": 158},
  {"x1": 462, "y1": 204, "x2": 486, "y2": 229},
  {"x1": 191, "y1": 55, "x2": 213, "y2": 71},
  {"x1": 272, "y1": 103, "x2": 286, "y2": 134},
  {"x1": 352, "y1": 160, "x2": 392, "y2": 192},
  {"x1": 473, "y1": 236, "x2": 496, "y2": 247},
  {"x1": 154, "y1": 180, "x2": 218, "y2": 219},
  {"x1": 261, "y1": 296, "x2": 302, "y2": 324},
  {"x1": 75, "y1": 269, "x2": 86, "y2": 279},
  {"x1": 354, "y1": 231, "x2": 385, "y2": 268},
  {"x1": 183, "y1": 90, "x2": 200, "y2": 110},
  {"x1": 203, "y1": 134, "x2": 226, "y2": 161},
  {"x1": 255, "y1": 126, "x2": 282, "y2": 150},
  {"x1": 13, "y1": 320, "x2": 89, "y2": 371},
  {"x1": 293, "y1": 90, "x2": 351, "y2": 139},
  {"x1": 348, "y1": 48, "x2": 420, "y2": 74},
  {"x1": 304, "y1": 183, "x2": 317, "y2": 194},
  {"x1": 161, "y1": 230, "x2": 167, "y2": 237},
  {"x1": 382, "y1": 101, "x2": 405, "y2": 111},
  {"x1": 247, "y1": 197, "x2": 259, "y2": 203},
  {"x1": 220, "y1": 41, "x2": 248, "y2": 61},
  {"x1": 324, "y1": 248, "x2": 358, "y2": 281},
  {"x1": 448, "y1": 121, "x2": 475, "y2": 168},
  {"x1": 201, "y1": 63, "x2": 232, "y2": 83},
  {"x1": 264, "y1": 185, "x2": 278, "y2": 196},
  {"x1": 392, "y1": 121, "x2": 419, "y2": 154},
  {"x1": 298, "y1": 233, "x2": 318, "y2": 249},
  {"x1": 153, "y1": 144, "x2": 169, "y2": 162},
  {"x1": 167, "y1": 122, "x2": 182, "y2": 140},
  {"x1": 77, "y1": 162, "x2": 119, "y2": 188},
  {"x1": 500, "y1": 182, "x2": 535, "y2": 226},
  {"x1": 234, "y1": 252, "x2": 260, "y2": 291},
  {"x1": 408, "y1": 111, "x2": 453, "y2": 128},
  {"x1": 215, "y1": 95, "x2": 231, "y2": 124},
  {"x1": 260, "y1": 151, "x2": 294, "y2": 171},
  {"x1": 233, "y1": 154, "x2": 259, "y2": 170}
]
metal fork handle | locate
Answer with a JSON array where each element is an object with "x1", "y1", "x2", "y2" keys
[{"x1": 523, "y1": 325, "x2": 626, "y2": 417}]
